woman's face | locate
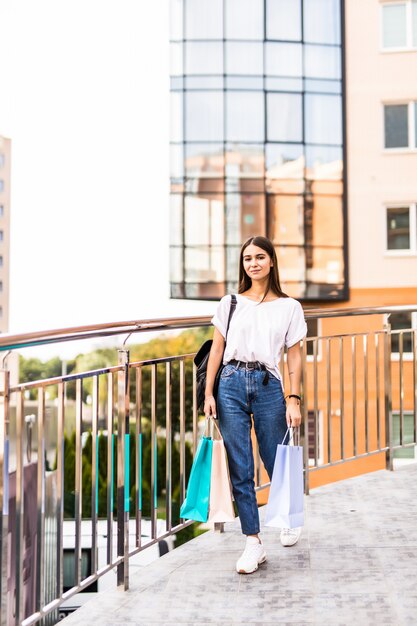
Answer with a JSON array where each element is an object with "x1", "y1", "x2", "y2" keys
[{"x1": 242, "y1": 244, "x2": 273, "y2": 281}]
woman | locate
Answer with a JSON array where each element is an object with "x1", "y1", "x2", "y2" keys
[{"x1": 204, "y1": 235, "x2": 307, "y2": 574}]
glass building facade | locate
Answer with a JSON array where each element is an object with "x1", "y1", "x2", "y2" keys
[{"x1": 170, "y1": 0, "x2": 347, "y2": 301}]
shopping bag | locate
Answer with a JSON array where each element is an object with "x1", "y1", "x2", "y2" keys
[
  {"x1": 208, "y1": 428, "x2": 235, "y2": 523},
  {"x1": 180, "y1": 434, "x2": 213, "y2": 523},
  {"x1": 264, "y1": 429, "x2": 304, "y2": 529}
]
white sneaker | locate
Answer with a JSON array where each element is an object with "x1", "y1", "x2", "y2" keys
[
  {"x1": 280, "y1": 527, "x2": 302, "y2": 547},
  {"x1": 236, "y1": 536, "x2": 267, "y2": 574}
]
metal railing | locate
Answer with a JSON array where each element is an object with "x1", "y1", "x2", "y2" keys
[{"x1": 0, "y1": 304, "x2": 416, "y2": 625}]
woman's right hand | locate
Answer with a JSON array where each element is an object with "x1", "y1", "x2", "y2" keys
[{"x1": 204, "y1": 395, "x2": 217, "y2": 419}]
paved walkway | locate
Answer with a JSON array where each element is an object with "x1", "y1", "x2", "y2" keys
[{"x1": 61, "y1": 464, "x2": 417, "y2": 625}]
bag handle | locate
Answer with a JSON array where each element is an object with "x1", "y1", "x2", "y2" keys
[
  {"x1": 282, "y1": 427, "x2": 301, "y2": 446},
  {"x1": 204, "y1": 416, "x2": 223, "y2": 440}
]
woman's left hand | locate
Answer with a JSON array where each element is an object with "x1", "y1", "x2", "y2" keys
[{"x1": 286, "y1": 400, "x2": 302, "y2": 428}]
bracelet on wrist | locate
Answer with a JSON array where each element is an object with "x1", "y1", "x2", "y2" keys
[{"x1": 285, "y1": 394, "x2": 302, "y2": 403}]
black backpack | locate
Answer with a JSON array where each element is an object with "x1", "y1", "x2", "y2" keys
[{"x1": 194, "y1": 294, "x2": 237, "y2": 412}]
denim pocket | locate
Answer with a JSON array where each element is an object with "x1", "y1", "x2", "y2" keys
[{"x1": 220, "y1": 364, "x2": 236, "y2": 378}]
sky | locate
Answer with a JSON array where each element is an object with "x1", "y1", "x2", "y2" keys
[{"x1": 0, "y1": 1, "x2": 215, "y2": 359}]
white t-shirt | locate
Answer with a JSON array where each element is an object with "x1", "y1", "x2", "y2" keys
[{"x1": 211, "y1": 294, "x2": 307, "y2": 383}]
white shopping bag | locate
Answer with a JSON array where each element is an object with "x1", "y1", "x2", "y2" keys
[{"x1": 264, "y1": 429, "x2": 304, "y2": 529}]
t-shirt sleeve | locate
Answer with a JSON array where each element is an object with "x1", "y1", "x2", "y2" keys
[
  {"x1": 285, "y1": 300, "x2": 307, "y2": 348},
  {"x1": 211, "y1": 295, "x2": 232, "y2": 339}
]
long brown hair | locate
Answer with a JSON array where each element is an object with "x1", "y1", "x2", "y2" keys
[{"x1": 238, "y1": 236, "x2": 288, "y2": 302}]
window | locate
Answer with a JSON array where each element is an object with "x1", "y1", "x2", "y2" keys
[
  {"x1": 386, "y1": 204, "x2": 417, "y2": 252},
  {"x1": 0, "y1": 231, "x2": 3, "y2": 242},
  {"x1": 393, "y1": 413, "x2": 416, "y2": 459},
  {"x1": 384, "y1": 104, "x2": 411, "y2": 148},
  {"x1": 382, "y1": 1, "x2": 417, "y2": 50},
  {"x1": 0, "y1": 257, "x2": 3, "y2": 267},
  {"x1": 0, "y1": 155, "x2": 4, "y2": 168},
  {"x1": 389, "y1": 311, "x2": 417, "y2": 354},
  {"x1": 0, "y1": 281, "x2": 3, "y2": 292},
  {"x1": 0, "y1": 206, "x2": 3, "y2": 217},
  {"x1": 0, "y1": 181, "x2": 4, "y2": 192},
  {"x1": 63, "y1": 549, "x2": 97, "y2": 593}
]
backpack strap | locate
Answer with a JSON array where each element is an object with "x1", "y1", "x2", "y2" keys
[{"x1": 224, "y1": 294, "x2": 237, "y2": 342}]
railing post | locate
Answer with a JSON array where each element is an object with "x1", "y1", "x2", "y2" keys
[
  {"x1": 117, "y1": 349, "x2": 130, "y2": 590},
  {"x1": 0, "y1": 369, "x2": 10, "y2": 626},
  {"x1": 384, "y1": 317, "x2": 393, "y2": 470},
  {"x1": 302, "y1": 339, "x2": 309, "y2": 495}
]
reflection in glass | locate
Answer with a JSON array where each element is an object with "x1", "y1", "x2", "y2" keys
[
  {"x1": 170, "y1": 195, "x2": 183, "y2": 246},
  {"x1": 387, "y1": 207, "x2": 410, "y2": 250},
  {"x1": 170, "y1": 248, "x2": 183, "y2": 282},
  {"x1": 305, "y1": 145, "x2": 343, "y2": 178},
  {"x1": 226, "y1": 76, "x2": 264, "y2": 90},
  {"x1": 384, "y1": 105, "x2": 409, "y2": 148},
  {"x1": 307, "y1": 247, "x2": 344, "y2": 284},
  {"x1": 170, "y1": 42, "x2": 183, "y2": 76},
  {"x1": 266, "y1": 0, "x2": 301, "y2": 41},
  {"x1": 226, "y1": 193, "x2": 266, "y2": 244},
  {"x1": 303, "y1": 0, "x2": 341, "y2": 45},
  {"x1": 185, "y1": 42, "x2": 223, "y2": 75},
  {"x1": 275, "y1": 246, "x2": 306, "y2": 282},
  {"x1": 170, "y1": 144, "x2": 184, "y2": 179},
  {"x1": 226, "y1": 246, "x2": 240, "y2": 280},
  {"x1": 265, "y1": 43, "x2": 302, "y2": 77},
  {"x1": 226, "y1": 42, "x2": 263, "y2": 76},
  {"x1": 265, "y1": 77, "x2": 303, "y2": 92},
  {"x1": 185, "y1": 76, "x2": 223, "y2": 89},
  {"x1": 225, "y1": 144, "x2": 264, "y2": 179},
  {"x1": 185, "y1": 144, "x2": 224, "y2": 179},
  {"x1": 308, "y1": 196, "x2": 343, "y2": 246},
  {"x1": 304, "y1": 79, "x2": 341, "y2": 94},
  {"x1": 226, "y1": 92, "x2": 265, "y2": 142},
  {"x1": 266, "y1": 144, "x2": 304, "y2": 194},
  {"x1": 382, "y1": 4, "x2": 407, "y2": 48},
  {"x1": 185, "y1": 0, "x2": 223, "y2": 39},
  {"x1": 226, "y1": 0, "x2": 264, "y2": 40},
  {"x1": 305, "y1": 94, "x2": 342, "y2": 145},
  {"x1": 184, "y1": 195, "x2": 224, "y2": 246},
  {"x1": 268, "y1": 196, "x2": 304, "y2": 245},
  {"x1": 304, "y1": 45, "x2": 341, "y2": 79},
  {"x1": 185, "y1": 247, "x2": 225, "y2": 282},
  {"x1": 267, "y1": 93, "x2": 302, "y2": 142},
  {"x1": 170, "y1": 92, "x2": 183, "y2": 142},
  {"x1": 185, "y1": 92, "x2": 223, "y2": 141}
]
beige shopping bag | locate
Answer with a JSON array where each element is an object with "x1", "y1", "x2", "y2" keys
[{"x1": 208, "y1": 421, "x2": 235, "y2": 523}]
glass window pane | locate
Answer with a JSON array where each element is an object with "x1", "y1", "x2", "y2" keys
[
  {"x1": 267, "y1": 93, "x2": 303, "y2": 142},
  {"x1": 305, "y1": 145, "x2": 343, "y2": 179},
  {"x1": 225, "y1": 144, "x2": 264, "y2": 178},
  {"x1": 226, "y1": 193, "x2": 266, "y2": 244},
  {"x1": 170, "y1": 0, "x2": 183, "y2": 40},
  {"x1": 170, "y1": 247, "x2": 184, "y2": 282},
  {"x1": 185, "y1": 92, "x2": 223, "y2": 141},
  {"x1": 185, "y1": 195, "x2": 224, "y2": 246},
  {"x1": 170, "y1": 42, "x2": 183, "y2": 76},
  {"x1": 308, "y1": 196, "x2": 343, "y2": 246},
  {"x1": 304, "y1": 0, "x2": 341, "y2": 44},
  {"x1": 384, "y1": 105, "x2": 409, "y2": 148},
  {"x1": 382, "y1": 4, "x2": 407, "y2": 48},
  {"x1": 265, "y1": 43, "x2": 302, "y2": 77},
  {"x1": 226, "y1": 42, "x2": 263, "y2": 76},
  {"x1": 265, "y1": 77, "x2": 303, "y2": 92},
  {"x1": 304, "y1": 45, "x2": 341, "y2": 79},
  {"x1": 387, "y1": 207, "x2": 410, "y2": 249},
  {"x1": 413, "y1": 1, "x2": 417, "y2": 46},
  {"x1": 307, "y1": 247, "x2": 344, "y2": 284},
  {"x1": 185, "y1": 0, "x2": 223, "y2": 39},
  {"x1": 226, "y1": 0, "x2": 264, "y2": 40},
  {"x1": 304, "y1": 78, "x2": 341, "y2": 94},
  {"x1": 305, "y1": 94, "x2": 342, "y2": 145},
  {"x1": 185, "y1": 144, "x2": 224, "y2": 178},
  {"x1": 226, "y1": 246, "x2": 240, "y2": 281},
  {"x1": 226, "y1": 92, "x2": 265, "y2": 142},
  {"x1": 276, "y1": 246, "x2": 306, "y2": 282},
  {"x1": 185, "y1": 42, "x2": 223, "y2": 75},
  {"x1": 266, "y1": 144, "x2": 304, "y2": 194},
  {"x1": 267, "y1": 0, "x2": 301, "y2": 41},
  {"x1": 268, "y1": 195, "x2": 304, "y2": 245},
  {"x1": 170, "y1": 195, "x2": 183, "y2": 245},
  {"x1": 170, "y1": 92, "x2": 183, "y2": 142},
  {"x1": 170, "y1": 144, "x2": 184, "y2": 179},
  {"x1": 184, "y1": 247, "x2": 225, "y2": 282},
  {"x1": 391, "y1": 313, "x2": 413, "y2": 353}
]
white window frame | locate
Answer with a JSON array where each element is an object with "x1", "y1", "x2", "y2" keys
[
  {"x1": 386, "y1": 311, "x2": 417, "y2": 361},
  {"x1": 380, "y1": 0, "x2": 416, "y2": 51},
  {"x1": 384, "y1": 203, "x2": 417, "y2": 255},
  {"x1": 383, "y1": 101, "x2": 417, "y2": 152}
]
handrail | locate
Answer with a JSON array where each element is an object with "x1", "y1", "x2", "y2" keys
[{"x1": 0, "y1": 304, "x2": 416, "y2": 351}]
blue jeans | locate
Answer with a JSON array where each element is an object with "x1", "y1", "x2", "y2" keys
[{"x1": 217, "y1": 364, "x2": 287, "y2": 536}]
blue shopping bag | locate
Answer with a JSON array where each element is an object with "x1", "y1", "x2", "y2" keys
[
  {"x1": 264, "y1": 429, "x2": 304, "y2": 529},
  {"x1": 180, "y1": 434, "x2": 213, "y2": 523}
]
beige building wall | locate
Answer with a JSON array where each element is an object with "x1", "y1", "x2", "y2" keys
[
  {"x1": 345, "y1": 0, "x2": 417, "y2": 290},
  {"x1": 0, "y1": 136, "x2": 10, "y2": 333}
]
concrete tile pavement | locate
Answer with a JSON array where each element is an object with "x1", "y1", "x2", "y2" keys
[{"x1": 60, "y1": 464, "x2": 417, "y2": 625}]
